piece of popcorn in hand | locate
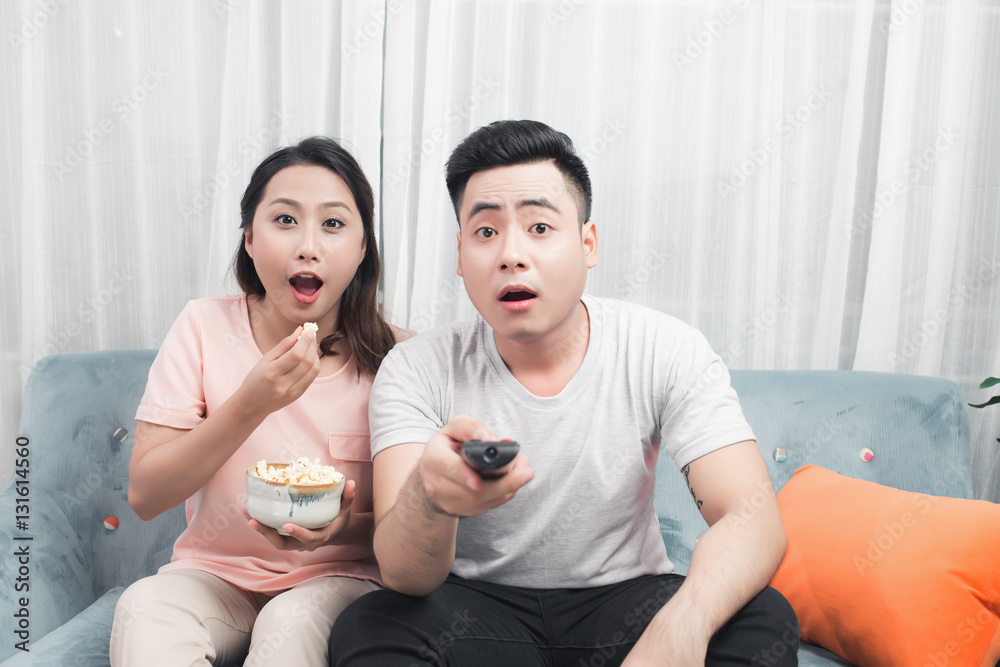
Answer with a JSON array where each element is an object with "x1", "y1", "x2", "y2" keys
[{"x1": 300, "y1": 322, "x2": 319, "y2": 340}]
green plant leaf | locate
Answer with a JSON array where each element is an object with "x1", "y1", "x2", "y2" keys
[
  {"x1": 980, "y1": 377, "x2": 1000, "y2": 389},
  {"x1": 968, "y1": 395, "x2": 1000, "y2": 409}
]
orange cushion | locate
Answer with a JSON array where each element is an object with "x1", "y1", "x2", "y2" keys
[{"x1": 769, "y1": 464, "x2": 1000, "y2": 667}]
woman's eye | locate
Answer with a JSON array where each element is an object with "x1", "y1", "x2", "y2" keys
[
  {"x1": 275, "y1": 214, "x2": 295, "y2": 225},
  {"x1": 324, "y1": 218, "x2": 345, "y2": 229},
  {"x1": 475, "y1": 228, "x2": 496, "y2": 239},
  {"x1": 531, "y1": 223, "x2": 549, "y2": 234}
]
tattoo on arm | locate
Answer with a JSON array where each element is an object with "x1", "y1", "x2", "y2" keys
[{"x1": 682, "y1": 464, "x2": 704, "y2": 509}]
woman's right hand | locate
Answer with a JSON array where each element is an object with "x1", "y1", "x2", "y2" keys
[{"x1": 236, "y1": 326, "x2": 321, "y2": 416}]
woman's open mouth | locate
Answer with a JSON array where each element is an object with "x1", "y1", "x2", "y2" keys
[{"x1": 289, "y1": 273, "x2": 323, "y2": 304}]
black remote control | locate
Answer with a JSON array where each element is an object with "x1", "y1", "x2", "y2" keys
[{"x1": 461, "y1": 440, "x2": 519, "y2": 479}]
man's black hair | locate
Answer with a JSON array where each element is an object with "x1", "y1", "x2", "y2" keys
[{"x1": 445, "y1": 119, "x2": 592, "y2": 225}]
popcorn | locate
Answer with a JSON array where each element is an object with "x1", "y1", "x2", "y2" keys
[
  {"x1": 253, "y1": 457, "x2": 343, "y2": 485},
  {"x1": 300, "y1": 322, "x2": 319, "y2": 339}
]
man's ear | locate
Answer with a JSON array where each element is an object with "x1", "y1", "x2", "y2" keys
[
  {"x1": 583, "y1": 220, "x2": 599, "y2": 268},
  {"x1": 244, "y1": 227, "x2": 253, "y2": 259},
  {"x1": 456, "y1": 230, "x2": 463, "y2": 277}
]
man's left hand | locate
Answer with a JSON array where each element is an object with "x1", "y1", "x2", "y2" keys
[{"x1": 622, "y1": 611, "x2": 709, "y2": 667}]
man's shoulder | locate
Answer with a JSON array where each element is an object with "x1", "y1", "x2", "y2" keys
[
  {"x1": 589, "y1": 295, "x2": 700, "y2": 340},
  {"x1": 393, "y1": 317, "x2": 481, "y2": 349},
  {"x1": 382, "y1": 317, "x2": 485, "y2": 370}
]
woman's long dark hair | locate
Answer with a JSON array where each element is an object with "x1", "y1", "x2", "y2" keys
[{"x1": 232, "y1": 136, "x2": 396, "y2": 377}]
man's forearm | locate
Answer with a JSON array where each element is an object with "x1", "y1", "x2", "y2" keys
[
  {"x1": 373, "y1": 466, "x2": 459, "y2": 595},
  {"x1": 649, "y1": 504, "x2": 786, "y2": 644}
]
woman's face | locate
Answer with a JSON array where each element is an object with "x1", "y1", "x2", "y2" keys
[{"x1": 244, "y1": 164, "x2": 366, "y2": 333}]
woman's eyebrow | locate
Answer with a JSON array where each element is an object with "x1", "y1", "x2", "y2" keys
[
  {"x1": 318, "y1": 201, "x2": 353, "y2": 213},
  {"x1": 267, "y1": 197, "x2": 352, "y2": 213},
  {"x1": 267, "y1": 197, "x2": 302, "y2": 209}
]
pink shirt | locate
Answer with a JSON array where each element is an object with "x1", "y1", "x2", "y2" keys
[{"x1": 136, "y1": 294, "x2": 405, "y2": 593}]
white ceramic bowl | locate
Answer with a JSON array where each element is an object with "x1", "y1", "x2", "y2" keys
[{"x1": 245, "y1": 464, "x2": 345, "y2": 535}]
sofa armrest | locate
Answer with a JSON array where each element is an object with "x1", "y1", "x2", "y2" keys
[
  {"x1": 0, "y1": 587, "x2": 123, "y2": 667},
  {"x1": 0, "y1": 488, "x2": 96, "y2": 661}
]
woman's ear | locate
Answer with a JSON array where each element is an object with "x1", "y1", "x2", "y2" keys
[{"x1": 244, "y1": 227, "x2": 253, "y2": 258}]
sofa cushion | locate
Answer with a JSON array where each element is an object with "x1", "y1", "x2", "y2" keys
[{"x1": 769, "y1": 464, "x2": 1000, "y2": 666}]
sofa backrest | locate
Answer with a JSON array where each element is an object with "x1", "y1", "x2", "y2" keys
[
  {"x1": 16, "y1": 350, "x2": 185, "y2": 595},
  {"x1": 654, "y1": 370, "x2": 972, "y2": 575},
  {"x1": 12, "y1": 353, "x2": 974, "y2": 594}
]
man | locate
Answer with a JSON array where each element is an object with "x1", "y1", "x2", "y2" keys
[{"x1": 329, "y1": 120, "x2": 797, "y2": 666}]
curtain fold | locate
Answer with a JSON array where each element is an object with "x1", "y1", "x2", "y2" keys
[{"x1": 2, "y1": 0, "x2": 998, "y2": 500}]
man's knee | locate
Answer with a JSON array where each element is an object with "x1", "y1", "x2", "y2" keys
[
  {"x1": 743, "y1": 587, "x2": 799, "y2": 667},
  {"x1": 328, "y1": 589, "x2": 408, "y2": 656}
]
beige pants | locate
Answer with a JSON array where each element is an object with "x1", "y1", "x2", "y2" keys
[{"x1": 109, "y1": 569, "x2": 379, "y2": 667}]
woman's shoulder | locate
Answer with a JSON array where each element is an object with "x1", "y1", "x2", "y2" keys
[
  {"x1": 388, "y1": 322, "x2": 417, "y2": 344},
  {"x1": 181, "y1": 294, "x2": 248, "y2": 327}
]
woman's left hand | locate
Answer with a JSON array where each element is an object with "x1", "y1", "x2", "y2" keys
[{"x1": 245, "y1": 480, "x2": 357, "y2": 552}]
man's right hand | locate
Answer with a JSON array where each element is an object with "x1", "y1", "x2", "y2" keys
[
  {"x1": 371, "y1": 415, "x2": 534, "y2": 595},
  {"x1": 417, "y1": 415, "x2": 533, "y2": 517}
]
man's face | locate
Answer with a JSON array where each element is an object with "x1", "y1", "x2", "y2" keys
[{"x1": 456, "y1": 161, "x2": 598, "y2": 344}]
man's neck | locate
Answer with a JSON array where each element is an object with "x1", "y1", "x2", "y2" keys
[{"x1": 493, "y1": 301, "x2": 591, "y2": 398}]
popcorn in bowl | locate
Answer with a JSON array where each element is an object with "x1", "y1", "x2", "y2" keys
[
  {"x1": 246, "y1": 457, "x2": 346, "y2": 534},
  {"x1": 253, "y1": 457, "x2": 343, "y2": 486}
]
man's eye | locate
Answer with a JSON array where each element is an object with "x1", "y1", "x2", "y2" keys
[
  {"x1": 275, "y1": 214, "x2": 295, "y2": 225},
  {"x1": 476, "y1": 228, "x2": 496, "y2": 238},
  {"x1": 531, "y1": 223, "x2": 549, "y2": 234}
]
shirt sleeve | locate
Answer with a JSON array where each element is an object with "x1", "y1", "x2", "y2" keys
[
  {"x1": 658, "y1": 327, "x2": 756, "y2": 470},
  {"x1": 135, "y1": 300, "x2": 207, "y2": 430},
  {"x1": 368, "y1": 342, "x2": 444, "y2": 458}
]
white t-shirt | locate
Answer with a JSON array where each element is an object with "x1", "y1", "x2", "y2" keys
[{"x1": 370, "y1": 294, "x2": 755, "y2": 589}]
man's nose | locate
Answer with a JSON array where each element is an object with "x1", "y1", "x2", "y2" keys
[{"x1": 498, "y1": 231, "x2": 527, "y2": 270}]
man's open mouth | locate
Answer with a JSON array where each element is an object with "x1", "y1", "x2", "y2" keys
[
  {"x1": 290, "y1": 273, "x2": 323, "y2": 297},
  {"x1": 499, "y1": 289, "x2": 537, "y2": 302}
]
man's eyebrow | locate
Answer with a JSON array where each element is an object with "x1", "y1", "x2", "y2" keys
[
  {"x1": 517, "y1": 198, "x2": 559, "y2": 213},
  {"x1": 468, "y1": 201, "x2": 502, "y2": 219},
  {"x1": 467, "y1": 198, "x2": 559, "y2": 219}
]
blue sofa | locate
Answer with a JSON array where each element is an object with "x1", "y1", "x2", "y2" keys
[{"x1": 0, "y1": 350, "x2": 974, "y2": 666}]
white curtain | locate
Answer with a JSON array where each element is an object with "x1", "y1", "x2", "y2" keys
[{"x1": 2, "y1": 0, "x2": 998, "y2": 501}]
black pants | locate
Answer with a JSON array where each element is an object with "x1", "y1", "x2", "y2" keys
[{"x1": 329, "y1": 574, "x2": 799, "y2": 666}]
